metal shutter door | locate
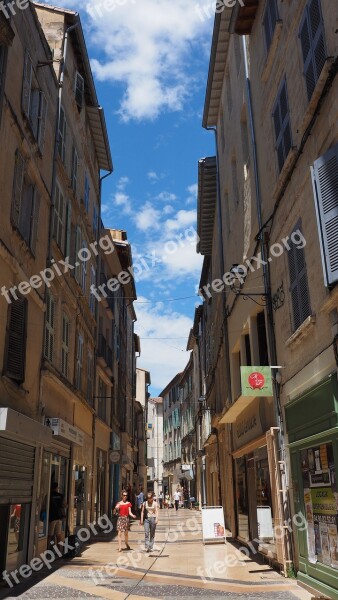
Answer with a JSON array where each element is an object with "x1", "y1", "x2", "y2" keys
[{"x1": 0, "y1": 437, "x2": 35, "y2": 503}]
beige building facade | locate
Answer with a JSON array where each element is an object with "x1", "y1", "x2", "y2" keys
[{"x1": 196, "y1": 0, "x2": 338, "y2": 595}]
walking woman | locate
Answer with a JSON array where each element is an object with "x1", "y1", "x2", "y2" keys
[
  {"x1": 114, "y1": 490, "x2": 136, "y2": 552},
  {"x1": 140, "y1": 491, "x2": 158, "y2": 552}
]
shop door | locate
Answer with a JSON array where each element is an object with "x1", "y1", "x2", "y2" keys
[
  {"x1": 51, "y1": 455, "x2": 69, "y2": 535},
  {"x1": 247, "y1": 456, "x2": 258, "y2": 544}
]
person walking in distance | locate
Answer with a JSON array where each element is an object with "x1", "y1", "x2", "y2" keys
[
  {"x1": 114, "y1": 490, "x2": 136, "y2": 552},
  {"x1": 136, "y1": 488, "x2": 144, "y2": 518},
  {"x1": 140, "y1": 491, "x2": 158, "y2": 553},
  {"x1": 48, "y1": 481, "x2": 67, "y2": 551},
  {"x1": 173, "y1": 487, "x2": 181, "y2": 511},
  {"x1": 158, "y1": 490, "x2": 163, "y2": 509}
]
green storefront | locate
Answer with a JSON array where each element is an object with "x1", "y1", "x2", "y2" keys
[{"x1": 286, "y1": 373, "x2": 338, "y2": 599}]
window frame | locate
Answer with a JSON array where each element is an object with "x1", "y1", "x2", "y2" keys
[{"x1": 272, "y1": 78, "x2": 292, "y2": 173}]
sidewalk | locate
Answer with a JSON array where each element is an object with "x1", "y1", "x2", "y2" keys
[{"x1": 1, "y1": 509, "x2": 320, "y2": 600}]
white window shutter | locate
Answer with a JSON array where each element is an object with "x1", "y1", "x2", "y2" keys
[{"x1": 312, "y1": 144, "x2": 338, "y2": 286}]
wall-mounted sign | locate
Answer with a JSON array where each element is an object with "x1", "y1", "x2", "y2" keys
[
  {"x1": 109, "y1": 450, "x2": 120, "y2": 464},
  {"x1": 48, "y1": 418, "x2": 84, "y2": 446},
  {"x1": 233, "y1": 397, "x2": 266, "y2": 450},
  {"x1": 240, "y1": 367, "x2": 273, "y2": 397},
  {"x1": 111, "y1": 432, "x2": 120, "y2": 450}
]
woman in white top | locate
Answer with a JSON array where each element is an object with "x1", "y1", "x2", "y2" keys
[{"x1": 140, "y1": 491, "x2": 159, "y2": 552}]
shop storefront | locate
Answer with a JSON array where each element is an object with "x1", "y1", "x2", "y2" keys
[
  {"x1": 0, "y1": 408, "x2": 52, "y2": 577},
  {"x1": 286, "y1": 374, "x2": 338, "y2": 600},
  {"x1": 231, "y1": 396, "x2": 276, "y2": 554}
]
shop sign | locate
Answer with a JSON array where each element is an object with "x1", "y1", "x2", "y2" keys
[
  {"x1": 233, "y1": 398, "x2": 266, "y2": 450},
  {"x1": 109, "y1": 450, "x2": 120, "y2": 464},
  {"x1": 111, "y1": 432, "x2": 120, "y2": 451},
  {"x1": 49, "y1": 418, "x2": 84, "y2": 446},
  {"x1": 240, "y1": 367, "x2": 273, "y2": 397}
]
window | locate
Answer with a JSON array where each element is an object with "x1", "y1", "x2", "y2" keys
[
  {"x1": 84, "y1": 174, "x2": 90, "y2": 212},
  {"x1": 4, "y1": 298, "x2": 27, "y2": 383},
  {"x1": 71, "y1": 145, "x2": 79, "y2": 194},
  {"x1": 272, "y1": 79, "x2": 292, "y2": 172},
  {"x1": 65, "y1": 201, "x2": 71, "y2": 257},
  {"x1": 90, "y1": 266, "x2": 96, "y2": 314},
  {"x1": 287, "y1": 224, "x2": 311, "y2": 331},
  {"x1": 53, "y1": 182, "x2": 65, "y2": 250},
  {"x1": 75, "y1": 334, "x2": 83, "y2": 389},
  {"x1": 98, "y1": 378, "x2": 107, "y2": 421},
  {"x1": 74, "y1": 226, "x2": 81, "y2": 283},
  {"x1": 11, "y1": 151, "x2": 40, "y2": 252},
  {"x1": 21, "y1": 50, "x2": 48, "y2": 152},
  {"x1": 263, "y1": 0, "x2": 278, "y2": 52},
  {"x1": 58, "y1": 105, "x2": 67, "y2": 164},
  {"x1": 81, "y1": 240, "x2": 87, "y2": 292},
  {"x1": 87, "y1": 351, "x2": 93, "y2": 405},
  {"x1": 61, "y1": 313, "x2": 69, "y2": 378},
  {"x1": 74, "y1": 71, "x2": 84, "y2": 109},
  {"x1": 311, "y1": 144, "x2": 338, "y2": 287},
  {"x1": 299, "y1": 0, "x2": 326, "y2": 102},
  {"x1": 44, "y1": 292, "x2": 55, "y2": 362}
]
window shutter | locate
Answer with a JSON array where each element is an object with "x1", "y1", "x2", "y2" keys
[
  {"x1": 71, "y1": 145, "x2": 78, "y2": 193},
  {"x1": 287, "y1": 225, "x2": 311, "y2": 331},
  {"x1": 29, "y1": 89, "x2": 40, "y2": 138},
  {"x1": 11, "y1": 150, "x2": 25, "y2": 228},
  {"x1": 64, "y1": 201, "x2": 71, "y2": 258},
  {"x1": 19, "y1": 184, "x2": 34, "y2": 246},
  {"x1": 58, "y1": 106, "x2": 67, "y2": 163},
  {"x1": 30, "y1": 188, "x2": 40, "y2": 253},
  {"x1": 4, "y1": 298, "x2": 27, "y2": 383},
  {"x1": 74, "y1": 72, "x2": 84, "y2": 108},
  {"x1": 61, "y1": 313, "x2": 69, "y2": 378},
  {"x1": 299, "y1": 9, "x2": 316, "y2": 100},
  {"x1": 37, "y1": 92, "x2": 48, "y2": 153},
  {"x1": 84, "y1": 174, "x2": 90, "y2": 212},
  {"x1": 22, "y1": 50, "x2": 32, "y2": 118},
  {"x1": 44, "y1": 292, "x2": 55, "y2": 361},
  {"x1": 75, "y1": 226, "x2": 81, "y2": 283},
  {"x1": 311, "y1": 144, "x2": 338, "y2": 286},
  {"x1": 309, "y1": 0, "x2": 326, "y2": 83}
]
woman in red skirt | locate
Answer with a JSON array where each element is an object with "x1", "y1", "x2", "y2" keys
[{"x1": 115, "y1": 490, "x2": 136, "y2": 552}]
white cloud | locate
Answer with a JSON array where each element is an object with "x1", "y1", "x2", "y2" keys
[
  {"x1": 165, "y1": 209, "x2": 197, "y2": 232},
  {"x1": 155, "y1": 191, "x2": 177, "y2": 202},
  {"x1": 162, "y1": 205, "x2": 175, "y2": 215},
  {"x1": 112, "y1": 177, "x2": 132, "y2": 214},
  {"x1": 52, "y1": 0, "x2": 210, "y2": 121},
  {"x1": 147, "y1": 171, "x2": 159, "y2": 182},
  {"x1": 134, "y1": 299, "x2": 193, "y2": 392},
  {"x1": 186, "y1": 183, "x2": 198, "y2": 205},
  {"x1": 134, "y1": 202, "x2": 161, "y2": 231}
]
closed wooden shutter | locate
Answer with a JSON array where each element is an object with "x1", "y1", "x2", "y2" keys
[
  {"x1": 74, "y1": 72, "x2": 84, "y2": 108},
  {"x1": 11, "y1": 150, "x2": 25, "y2": 228},
  {"x1": 4, "y1": 299, "x2": 27, "y2": 383},
  {"x1": 21, "y1": 50, "x2": 32, "y2": 118},
  {"x1": 37, "y1": 91, "x2": 48, "y2": 153},
  {"x1": 287, "y1": 223, "x2": 311, "y2": 331},
  {"x1": 44, "y1": 292, "x2": 55, "y2": 362},
  {"x1": 311, "y1": 144, "x2": 338, "y2": 287},
  {"x1": 30, "y1": 189, "x2": 40, "y2": 254},
  {"x1": 299, "y1": 0, "x2": 326, "y2": 101},
  {"x1": 273, "y1": 80, "x2": 292, "y2": 173},
  {"x1": 0, "y1": 438, "x2": 35, "y2": 502}
]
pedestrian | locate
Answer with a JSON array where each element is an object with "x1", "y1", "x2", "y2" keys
[
  {"x1": 158, "y1": 490, "x2": 163, "y2": 509},
  {"x1": 114, "y1": 490, "x2": 136, "y2": 552},
  {"x1": 140, "y1": 491, "x2": 158, "y2": 553},
  {"x1": 48, "y1": 481, "x2": 67, "y2": 550},
  {"x1": 183, "y1": 487, "x2": 189, "y2": 509},
  {"x1": 165, "y1": 492, "x2": 170, "y2": 508},
  {"x1": 173, "y1": 487, "x2": 181, "y2": 511},
  {"x1": 136, "y1": 488, "x2": 144, "y2": 518}
]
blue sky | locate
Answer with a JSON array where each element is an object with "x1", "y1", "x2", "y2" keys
[{"x1": 43, "y1": 0, "x2": 215, "y2": 394}]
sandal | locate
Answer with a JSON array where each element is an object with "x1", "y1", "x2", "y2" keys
[{"x1": 126, "y1": 544, "x2": 131, "y2": 550}]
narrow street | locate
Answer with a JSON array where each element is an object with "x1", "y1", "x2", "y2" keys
[{"x1": 3, "y1": 510, "x2": 314, "y2": 600}]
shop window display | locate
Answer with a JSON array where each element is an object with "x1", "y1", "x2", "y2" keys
[{"x1": 300, "y1": 443, "x2": 338, "y2": 568}]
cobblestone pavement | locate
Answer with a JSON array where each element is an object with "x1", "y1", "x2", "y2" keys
[{"x1": 1, "y1": 511, "x2": 318, "y2": 600}]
